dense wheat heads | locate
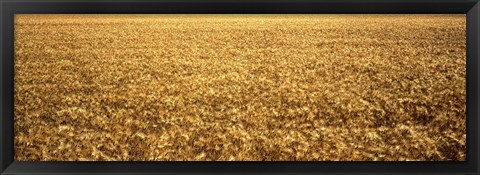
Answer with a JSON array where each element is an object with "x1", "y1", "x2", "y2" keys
[{"x1": 14, "y1": 14, "x2": 466, "y2": 161}]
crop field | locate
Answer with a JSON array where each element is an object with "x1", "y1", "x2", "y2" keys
[{"x1": 14, "y1": 14, "x2": 466, "y2": 161}]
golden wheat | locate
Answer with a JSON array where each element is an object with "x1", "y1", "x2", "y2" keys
[{"x1": 14, "y1": 14, "x2": 466, "y2": 161}]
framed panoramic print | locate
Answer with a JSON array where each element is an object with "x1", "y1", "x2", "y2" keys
[{"x1": 1, "y1": 0, "x2": 480, "y2": 175}]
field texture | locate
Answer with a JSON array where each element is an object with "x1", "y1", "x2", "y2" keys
[{"x1": 14, "y1": 15, "x2": 466, "y2": 161}]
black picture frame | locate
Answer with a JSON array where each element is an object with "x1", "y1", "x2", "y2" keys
[{"x1": 1, "y1": 0, "x2": 479, "y2": 174}]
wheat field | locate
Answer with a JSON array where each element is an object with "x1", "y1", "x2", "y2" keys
[{"x1": 14, "y1": 14, "x2": 466, "y2": 161}]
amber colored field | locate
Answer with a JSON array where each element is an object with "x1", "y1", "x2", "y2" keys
[{"x1": 14, "y1": 14, "x2": 466, "y2": 161}]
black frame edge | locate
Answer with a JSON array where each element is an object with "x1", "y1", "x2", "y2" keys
[
  {"x1": 0, "y1": 0, "x2": 3, "y2": 172},
  {"x1": 467, "y1": 2, "x2": 480, "y2": 175},
  {"x1": 0, "y1": 0, "x2": 476, "y2": 14},
  {"x1": 0, "y1": 0, "x2": 15, "y2": 174}
]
